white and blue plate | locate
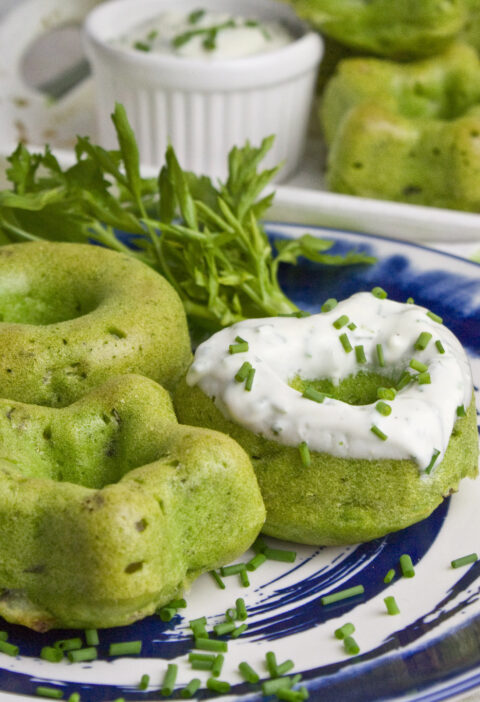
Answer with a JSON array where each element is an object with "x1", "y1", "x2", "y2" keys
[{"x1": 0, "y1": 224, "x2": 479, "y2": 702}]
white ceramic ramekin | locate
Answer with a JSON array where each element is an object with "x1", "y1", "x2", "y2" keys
[{"x1": 84, "y1": 0, "x2": 323, "y2": 180}]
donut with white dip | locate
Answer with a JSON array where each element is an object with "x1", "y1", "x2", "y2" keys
[{"x1": 175, "y1": 291, "x2": 478, "y2": 545}]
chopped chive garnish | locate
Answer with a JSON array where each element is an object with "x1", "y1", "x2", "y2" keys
[
  {"x1": 252, "y1": 536, "x2": 267, "y2": 553},
  {"x1": 84, "y1": 629, "x2": 99, "y2": 646},
  {"x1": 67, "y1": 647, "x2": 97, "y2": 663},
  {"x1": 188, "y1": 8, "x2": 206, "y2": 23},
  {"x1": 194, "y1": 638, "x2": 228, "y2": 653},
  {"x1": 377, "y1": 387, "x2": 396, "y2": 401},
  {"x1": 384, "y1": 596, "x2": 400, "y2": 615},
  {"x1": 399, "y1": 553, "x2": 415, "y2": 578},
  {"x1": 231, "y1": 623, "x2": 248, "y2": 639},
  {"x1": 210, "y1": 570, "x2": 225, "y2": 589},
  {"x1": 414, "y1": 332, "x2": 432, "y2": 350},
  {"x1": 54, "y1": 638, "x2": 82, "y2": 651},
  {"x1": 161, "y1": 663, "x2": 178, "y2": 697},
  {"x1": 302, "y1": 386, "x2": 325, "y2": 403},
  {"x1": 158, "y1": 606, "x2": 177, "y2": 621},
  {"x1": 240, "y1": 568, "x2": 250, "y2": 587},
  {"x1": 262, "y1": 677, "x2": 297, "y2": 695},
  {"x1": 298, "y1": 441, "x2": 311, "y2": 467},
  {"x1": 276, "y1": 659, "x2": 295, "y2": 676},
  {"x1": 221, "y1": 563, "x2": 245, "y2": 576},
  {"x1": 229, "y1": 337, "x2": 249, "y2": 354},
  {"x1": 212, "y1": 654, "x2": 225, "y2": 677},
  {"x1": 0, "y1": 632, "x2": 7, "y2": 641},
  {"x1": 189, "y1": 653, "x2": 215, "y2": 663},
  {"x1": 333, "y1": 315, "x2": 349, "y2": 329},
  {"x1": 406, "y1": 297, "x2": 414, "y2": 304},
  {"x1": 355, "y1": 345, "x2": 367, "y2": 363},
  {"x1": 417, "y1": 371, "x2": 431, "y2": 385},
  {"x1": 225, "y1": 608, "x2": 237, "y2": 621},
  {"x1": 266, "y1": 651, "x2": 278, "y2": 676},
  {"x1": 236, "y1": 598, "x2": 248, "y2": 620},
  {"x1": 375, "y1": 401, "x2": 391, "y2": 416},
  {"x1": 371, "y1": 424, "x2": 387, "y2": 441},
  {"x1": 246, "y1": 552, "x2": 267, "y2": 571},
  {"x1": 189, "y1": 616, "x2": 208, "y2": 639},
  {"x1": 207, "y1": 678, "x2": 230, "y2": 694},
  {"x1": 372, "y1": 286, "x2": 387, "y2": 299},
  {"x1": 339, "y1": 333, "x2": 353, "y2": 353},
  {"x1": 321, "y1": 298, "x2": 338, "y2": 313},
  {"x1": 427, "y1": 311, "x2": 443, "y2": 324},
  {"x1": 109, "y1": 641, "x2": 142, "y2": 657},
  {"x1": 343, "y1": 636, "x2": 360, "y2": 655},
  {"x1": 376, "y1": 343, "x2": 385, "y2": 367},
  {"x1": 348, "y1": 322, "x2": 357, "y2": 331},
  {"x1": 456, "y1": 405, "x2": 466, "y2": 417},
  {"x1": 169, "y1": 598, "x2": 187, "y2": 608},
  {"x1": 239, "y1": 661, "x2": 260, "y2": 683},
  {"x1": 67, "y1": 694, "x2": 80, "y2": 702},
  {"x1": 133, "y1": 41, "x2": 151, "y2": 52},
  {"x1": 383, "y1": 568, "x2": 395, "y2": 583},
  {"x1": 451, "y1": 553, "x2": 478, "y2": 568},
  {"x1": 190, "y1": 616, "x2": 207, "y2": 626},
  {"x1": 40, "y1": 646, "x2": 63, "y2": 663},
  {"x1": 189, "y1": 657, "x2": 214, "y2": 671},
  {"x1": 425, "y1": 448, "x2": 440, "y2": 474},
  {"x1": 334, "y1": 622, "x2": 355, "y2": 640},
  {"x1": 0, "y1": 640, "x2": 19, "y2": 656},
  {"x1": 235, "y1": 361, "x2": 251, "y2": 382},
  {"x1": 147, "y1": 29, "x2": 158, "y2": 40},
  {"x1": 275, "y1": 691, "x2": 299, "y2": 702},
  {"x1": 181, "y1": 679, "x2": 201, "y2": 698},
  {"x1": 36, "y1": 688, "x2": 63, "y2": 699},
  {"x1": 245, "y1": 367, "x2": 255, "y2": 391},
  {"x1": 409, "y1": 358, "x2": 428, "y2": 373},
  {"x1": 321, "y1": 584, "x2": 364, "y2": 605},
  {"x1": 396, "y1": 371, "x2": 413, "y2": 390},
  {"x1": 435, "y1": 340, "x2": 445, "y2": 354},
  {"x1": 264, "y1": 547, "x2": 296, "y2": 563},
  {"x1": 213, "y1": 621, "x2": 236, "y2": 636},
  {"x1": 138, "y1": 674, "x2": 150, "y2": 690}
]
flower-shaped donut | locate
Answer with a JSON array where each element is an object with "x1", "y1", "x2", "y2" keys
[{"x1": 0, "y1": 374, "x2": 265, "y2": 630}]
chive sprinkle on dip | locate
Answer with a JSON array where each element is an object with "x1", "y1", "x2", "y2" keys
[{"x1": 115, "y1": 8, "x2": 294, "y2": 59}]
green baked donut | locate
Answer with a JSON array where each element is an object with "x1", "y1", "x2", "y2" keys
[
  {"x1": 0, "y1": 241, "x2": 191, "y2": 405},
  {"x1": 174, "y1": 293, "x2": 479, "y2": 545},
  {"x1": 321, "y1": 43, "x2": 480, "y2": 211},
  {"x1": 0, "y1": 374, "x2": 265, "y2": 630},
  {"x1": 284, "y1": 0, "x2": 466, "y2": 59}
]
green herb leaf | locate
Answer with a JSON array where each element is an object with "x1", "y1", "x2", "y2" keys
[{"x1": 0, "y1": 106, "x2": 375, "y2": 340}]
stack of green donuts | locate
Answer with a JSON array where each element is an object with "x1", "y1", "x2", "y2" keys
[
  {"x1": 284, "y1": 0, "x2": 480, "y2": 210},
  {"x1": 0, "y1": 242, "x2": 265, "y2": 631}
]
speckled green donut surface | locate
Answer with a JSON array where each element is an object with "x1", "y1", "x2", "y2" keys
[
  {"x1": 0, "y1": 374, "x2": 265, "y2": 630},
  {"x1": 174, "y1": 379, "x2": 478, "y2": 546},
  {"x1": 285, "y1": 0, "x2": 466, "y2": 59},
  {"x1": 321, "y1": 44, "x2": 480, "y2": 211},
  {"x1": 0, "y1": 241, "x2": 191, "y2": 405}
]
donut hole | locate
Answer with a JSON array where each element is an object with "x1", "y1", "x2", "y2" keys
[
  {"x1": 290, "y1": 371, "x2": 397, "y2": 406},
  {"x1": 0, "y1": 275, "x2": 100, "y2": 325}
]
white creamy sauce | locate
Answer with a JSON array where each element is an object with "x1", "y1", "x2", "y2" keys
[
  {"x1": 116, "y1": 9, "x2": 293, "y2": 60},
  {"x1": 187, "y1": 292, "x2": 473, "y2": 473}
]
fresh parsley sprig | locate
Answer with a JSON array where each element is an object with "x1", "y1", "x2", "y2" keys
[{"x1": 0, "y1": 103, "x2": 375, "y2": 338}]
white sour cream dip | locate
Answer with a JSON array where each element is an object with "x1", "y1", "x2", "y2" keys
[
  {"x1": 187, "y1": 292, "x2": 473, "y2": 473},
  {"x1": 115, "y1": 9, "x2": 294, "y2": 60}
]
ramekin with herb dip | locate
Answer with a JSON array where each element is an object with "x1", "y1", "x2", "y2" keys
[
  {"x1": 84, "y1": 0, "x2": 323, "y2": 179},
  {"x1": 117, "y1": 9, "x2": 293, "y2": 60}
]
